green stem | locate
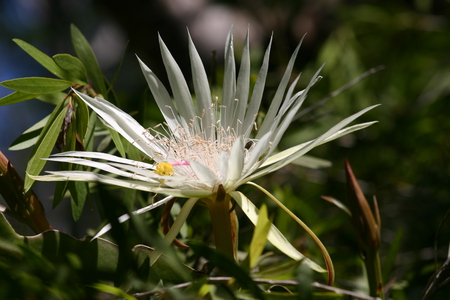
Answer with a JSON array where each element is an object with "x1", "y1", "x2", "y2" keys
[
  {"x1": 365, "y1": 250, "x2": 385, "y2": 299},
  {"x1": 207, "y1": 194, "x2": 235, "y2": 259},
  {"x1": 247, "y1": 181, "x2": 335, "y2": 285}
]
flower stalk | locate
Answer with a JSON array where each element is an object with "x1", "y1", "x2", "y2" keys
[{"x1": 205, "y1": 185, "x2": 236, "y2": 260}]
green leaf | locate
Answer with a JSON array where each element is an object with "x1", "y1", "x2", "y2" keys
[
  {"x1": 248, "y1": 204, "x2": 271, "y2": 269},
  {"x1": 108, "y1": 128, "x2": 127, "y2": 158},
  {"x1": 75, "y1": 95, "x2": 90, "y2": 142},
  {"x1": 230, "y1": 190, "x2": 326, "y2": 274},
  {"x1": 70, "y1": 24, "x2": 107, "y2": 95},
  {"x1": 90, "y1": 284, "x2": 136, "y2": 300},
  {"x1": 0, "y1": 77, "x2": 72, "y2": 94},
  {"x1": 24, "y1": 102, "x2": 68, "y2": 192},
  {"x1": 37, "y1": 92, "x2": 66, "y2": 105},
  {"x1": 9, "y1": 114, "x2": 50, "y2": 151},
  {"x1": 69, "y1": 178, "x2": 88, "y2": 221},
  {"x1": 53, "y1": 53, "x2": 88, "y2": 84},
  {"x1": 13, "y1": 38, "x2": 77, "y2": 82},
  {"x1": 0, "y1": 91, "x2": 41, "y2": 106},
  {"x1": 190, "y1": 241, "x2": 266, "y2": 300},
  {"x1": 0, "y1": 211, "x2": 195, "y2": 284}
]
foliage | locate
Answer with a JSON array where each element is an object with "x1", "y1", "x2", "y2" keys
[{"x1": 1, "y1": 1, "x2": 449, "y2": 296}]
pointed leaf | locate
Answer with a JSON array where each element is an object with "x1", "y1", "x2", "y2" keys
[
  {"x1": 230, "y1": 191, "x2": 325, "y2": 273},
  {"x1": 150, "y1": 197, "x2": 200, "y2": 264},
  {"x1": 13, "y1": 38, "x2": 77, "y2": 82},
  {"x1": 24, "y1": 103, "x2": 68, "y2": 192},
  {"x1": 37, "y1": 92, "x2": 66, "y2": 105},
  {"x1": 0, "y1": 77, "x2": 72, "y2": 94},
  {"x1": 53, "y1": 53, "x2": 88, "y2": 84},
  {"x1": 248, "y1": 204, "x2": 271, "y2": 269},
  {"x1": 71, "y1": 24, "x2": 107, "y2": 95},
  {"x1": 0, "y1": 91, "x2": 41, "y2": 106},
  {"x1": 9, "y1": 115, "x2": 50, "y2": 151}
]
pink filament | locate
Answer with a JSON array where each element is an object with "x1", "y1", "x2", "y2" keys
[{"x1": 169, "y1": 161, "x2": 190, "y2": 166}]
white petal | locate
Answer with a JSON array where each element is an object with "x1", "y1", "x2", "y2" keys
[
  {"x1": 31, "y1": 171, "x2": 213, "y2": 198},
  {"x1": 51, "y1": 151, "x2": 155, "y2": 169},
  {"x1": 73, "y1": 90, "x2": 163, "y2": 158},
  {"x1": 225, "y1": 136, "x2": 244, "y2": 188},
  {"x1": 189, "y1": 161, "x2": 218, "y2": 186},
  {"x1": 92, "y1": 195, "x2": 175, "y2": 240},
  {"x1": 137, "y1": 56, "x2": 182, "y2": 133}
]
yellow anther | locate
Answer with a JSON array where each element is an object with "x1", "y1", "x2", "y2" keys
[{"x1": 154, "y1": 162, "x2": 174, "y2": 176}]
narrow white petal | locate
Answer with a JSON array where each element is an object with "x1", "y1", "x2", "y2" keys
[
  {"x1": 225, "y1": 136, "x2": 244, "y2": 188},
  {"x1": 247, "y1": 107, "x2": 380, "y2": 182},
  {"x1": 73, "y1": 90, "x2": 163, "y2": 158},
  {"x1": 92, "y1": 195, "x2": 175, "y2": 240},
  {"x1": 260, "y1": 121, "x2": 379, "y2": 169},
  {"x1": 51, "y1": 151, "x2": 156, "y2": 169},
  {"x1": 242, "y1": 35, "x2": 272, "y2": 136},
  {"x1": 218, "y1": 151, "x2": 229, "y2": 182},
  {"x1": 31, "y1": 171, "x2": 213, "y2": 198},
  {"x1": 137, "y1": 56, "x2": 183, "y2": 133},
  {"x1": 158, "y1": 35, "x2": 200, "y2": 133},
  {"x1": 189, "y1": 161, "x2": 218, "y2": 185},
  {"x1": 188, "y1": 31, "x2": 214, "y2": 138}
]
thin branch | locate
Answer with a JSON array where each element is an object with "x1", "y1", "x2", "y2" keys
[{"x1": 132, "y1": 277, "x2": 382, "y2": 299}]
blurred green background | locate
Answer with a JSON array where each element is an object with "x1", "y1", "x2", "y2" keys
[{"x1": 1, "y1": 0, "x2": 449, "y2": 298}]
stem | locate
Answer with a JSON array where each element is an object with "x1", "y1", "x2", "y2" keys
[
  {"x1": 247, "y1": 181, "x2": 335, "y2": 285},
  {"x1": 365, "y1": 250, "x2": 385, "y2": 299},
  {"x1": 206, "y1": 185, "x2": 236, "y2": 260}
]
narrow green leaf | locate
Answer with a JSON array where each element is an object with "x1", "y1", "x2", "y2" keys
[
  {"x1": 13, "y1": 38, "x2": 76, "y2": 81},
  {"x1": 9, "y1": 115, "x2": 50, "y2": 151},
  {"x1": 70, "y1": 24, "x2": 107, "y2": 96},
  {"x1": 69, "y1": 179, "x2": 88, "y2": 221},
  {"x1": 108, "y1": 128, "x2": 127, "y2": 158},
  {"x1": 24, "y1": 103, "x2": 68, "y2": 192},
  {"x1": 0, "y1": 91, "x2": 41, "y2": 106},
  {"x1": 53, "y1": 53, "x2": 88, "y2": 84},
  {"x1": 1, "y1": 77, "x2": 72, "y2": 94},
  {"x1": 150, "y1": 197, "x2": 200, "y2": 265},
  {"x1": 249, "y1": 204, "x2": 271, "y2": 269},
  {"x1": 90, "y1": 284, "x2": 136, "y2": 300},
  {"x1": 37, "y1": 92, "x2": 66, "y2": 105},
  {"x1": 75, "y1": 96, "x2": 90, "y2": 143},
  {"x1": 230, "y1": 190, "x2": 326, "y2": 274}
]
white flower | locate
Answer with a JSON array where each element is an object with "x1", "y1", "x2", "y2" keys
[{"x1": 33, "y1": 30, "x2": 378, "y2": 276}]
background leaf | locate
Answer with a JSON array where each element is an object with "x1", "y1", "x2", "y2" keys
[
  {"x1": 24, "y1": 102, "x2": 68, "y2": 192},
  {"x1": 1, "y1": 77, "x2": 72, "y2": 94},
  {"x1": 0, "y1": 91, "x2": 41, "y2": 106},
  {"x1": 70, "y1": 24, "x2": 107, "y2": 96},
  {"x1": 53, "y1": 54, "x2": 88, "y2": 85}
]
